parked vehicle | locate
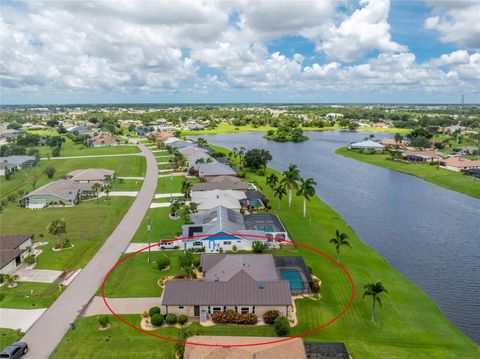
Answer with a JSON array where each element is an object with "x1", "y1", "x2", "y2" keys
[
  {"x1": 0, "y1": 342, "x2": 28, "y2": 358},
  {"x1": 158, "y1": 241, "x2": 180, "y2": 250}
]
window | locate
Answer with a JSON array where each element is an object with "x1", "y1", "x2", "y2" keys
[
  {"x1": 252, "y1": 306, "x2": 256, "y2": 314},
  {"x1": 178, "y1": 306, "x2": 184, "y2": 309},
  {"x1": 193, "y1": 241, "x2": 203, "y2": 246},
  {"x1": 212, "y1": 306, "x2": 222, "y2": 313},
  {"x1": 237, "y1": 240, "x2": 242, "y2": 243},
  {"x1": 241, "y1": 307, "x2": 250, "y2": 314},
  {"x1": 223, "y1": 241, "x2": 231, "y2": 245}
]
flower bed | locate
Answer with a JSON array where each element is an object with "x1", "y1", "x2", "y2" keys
[{"x1": 211, "y1": 310, "x2": 257, "y2": 325}]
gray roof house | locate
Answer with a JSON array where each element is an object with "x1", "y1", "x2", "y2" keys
[
  {"x1": 66, "y1": 168, "x2": 114, "y2": 183},
  {"x1": 197, "y1": 161, "x2": 236, "y2": 178},
  {"x1": 192, "y1": 176, "x2": 249, "y2": 192},
  {"x1": 19, "y1": 179, "x2": 93, "y2": 209},
  {"x1": 161, "y1": 253, "x2": 292, "y2": 319},
  {"x1": 0, "y1": 234, "x2": 33, "y2": 274},
  {"x1": 0, "y1": 156, "x2": 37, "y2": 168}
]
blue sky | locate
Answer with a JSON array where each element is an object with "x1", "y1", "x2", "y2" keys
[{"x1": 1, "y1": 0, "x2": 479, "y2": 104}]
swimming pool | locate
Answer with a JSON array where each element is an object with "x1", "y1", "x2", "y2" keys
[
  {"x1": 249, "y1": 199, "x2": 264, "y2": 208},
  {"x1": 279, "y1": 268, "x2": 304, "y2": 291}
]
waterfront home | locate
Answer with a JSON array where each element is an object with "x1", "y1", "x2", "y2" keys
[
  {"x1": 19, "y1": 179, "x2": 94, "y2": 209},
  {"x1": 183, "y1": 123, "x2": 205, "y2": 131},
  {"x1": 0, "y1": 234, "x2": 33, "y2": 274},
  {"x1": 0, "y1": 156, "x2": 37, "y2": 169},
  {"x1": 348, "y1": 140, "x2": 384, "y2": 150},
  {"x1": 401, "y1": 151, "x2": 447, "y2": 163},
  {"x1": 167, "y1": 140, "x2": 196, "y2": 149},
  {"x1": 198, "y1": 161, "x2": 237, "y2": 178},
  {"x1": 181, "y1": 206, "x2": 287, "y2": 252},
  {"x1": 89, "y1": 134, "x2": 118, "y2": 147},
  {"x1": 241, "y1": 190, "x2": 267, "y2": 211},
  {"x1": 439, "y1": 157, "x2": 480, "y2": 172},
  {"x1": 160, "y1": 254, "x2": 292, "y2": 319},
  {"x1": 192, "y1": 175, "x2": 249, "y2": 192},
  {"x1": 191, "y1": 190, "x2": 246, "y2": 212},
  {"x1": 65, "y1": 168, "x2": 114, "y2": 183},
  {"x1": 183, "y1": 336, "x2": 307, "y2": 359},
  {"x1": 379, "y1": 138, "x2": 408, "y2": 148}
]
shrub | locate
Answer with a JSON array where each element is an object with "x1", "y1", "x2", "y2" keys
[
  {"x1": 193, "y1": 257, "x2": 201, "y2": 268},
  {"x1": 274, "y1": 316, "x2": 290, "y2": 336},
  {"x1": 263, "y1": 310, "x2": 280, "y2": 325},
  {"x1": 151, "y1": 313, "x2": 164, "y2": 327},
  {"x1": 232, "y1": 245, "x2": 238, "y2": 252},
  {"x1": 165, "y1": 313, "x2": 177, "y2": 325},
  {"x1": 157, "y1": 256, "x2": 170, "y2": 271},
  {"x1": 24, "y1": 255, "x2": 36, "y2": 265},
  {"x1": 257, "y1": 168, "x2": 265, "y2": 176},
  {"x1": 178, "y1": 314, "x2": 188, "y2": 325},
  {"x1": 252, "y1": 241, "x2": 267, "y2": 253},
  {"x1": 149, "y1": 306, "x2": 161, "y2": 317},
  {"x1": 211, "y1": 310, "x2": 257, "y2": 325},
  {"x1": 312, "y1": 279, "x2": 321, "y2": 293},
  {"x1": 98, "y1": 315, "x2": 110, "y2": 328},
  {"x1": 44, "y1": 166, "x2": 56, "y2": 179},
  {"x1": 61, "y1": 238, "x2": 71, "y2": 248},
  {"x1": 237, "y1": 171, "x2": 245, "y2": 178}
]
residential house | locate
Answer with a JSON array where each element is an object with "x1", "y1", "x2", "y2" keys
[
  {"x1": 65, "y1": 168, "x2": 114, "y2": 183},
  {"x1": 198, "y1": 161, "x2": 237, "y2": 178},
  {"x1": 167, "y1": 140, "x2": 196, "y2": 149},
  {"x1": 0, "y1": 129, "x2": 23, "y2": 141},
  {"x1": 183, "y1": 123, "x2": 205, "y2": 131},
  {"x1": 241, "y1": 191, "x2": 267, "y2": 210},
  {"x1": 348, "y1": 140, "x2": 384, "y2": 150},
  {"x1": 67, "y1": 125, "x2": 94, "y2": 137},
  {"x1": 0, "y1": 156, "x2": 37, "y2": 175},
  {"x1": 243, "y1": 213, "x2": 289, "y2": 242},
  {"x1": 19, "y1": 179, "x2": 94, "y2": 209},
  {"x1": 0, "y1": 234, "x2": 33, "y2": 274},
  {"x1": 439, "y1": 157, "x2": 480, "y2": 172},
  {"x1": 192, "y1": 176, "x2": 249, "y2": 192},
  {"x1": 161, "y1": 254, "x2": 292, "y2": 319},
  {"x1": 0, "y1": 162, "x2": 13, "y2": 177},
  {"x1": 379, "y1": 138, "x2": 408, "y2": 148},
  {"x1": 89, "y1": 134, "x2": 118, "y2": 147},
  {"x1": 401, "y1": 151, "x2": 447, "y2": 163},
  {"x1": 461, "y1": 146, "x2": 479, "y2": 155},
  {"x1": 191, "y1": 190, "x2": 247, "y2": 212},
  {"x1": 183, "y1": 336, "x2": 307, "y2": 359},
  {"x1": 372, "y1": 122, "x2": 387, "y2": 128}
]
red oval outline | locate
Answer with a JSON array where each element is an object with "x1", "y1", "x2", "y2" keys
[{"x1": 101, "y1": 233, "x2": 355, "y2": 348}]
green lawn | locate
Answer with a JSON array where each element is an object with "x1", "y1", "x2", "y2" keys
[
  {"x1": 0, "y1": 197, "x2": 134, "y2": 270},
  {"x1": 0, "y1": 329, "x2": 23, "y2": 348},
  {"x1": 336, "y1": 147, "x2": 480, "y2": 198},
  {"x1": 156, "y1": 175, "x2": 195, "y2": 194},
  {"x1": 0, "y1": 282, "x2": 63, "y2": 309},
  {"x1": 0, "y1": 155, "x2": 146, "y2": 202},
  {"x1": 131, "y1": 207, "x2": 183, "y2": 242},
  {"x1": 100, "y1": 251, "x2": 194, "y2": 298},
  {"x1": 113, "y1": 179, "x2": 144, "y2": 191}
]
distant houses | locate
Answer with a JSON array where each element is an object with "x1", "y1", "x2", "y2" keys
[
  {"x1": 0, "y1": 234, "x2": 33, "y2": 274},
  {"x1": 89, "y1": 134, "x2": 118, "y2": 147},
  {"x1": 0, "y1": 156, "x2": 37, "y2": 176},
  {"x1": 401, "y1": 151, "x2": 447, "y2": 163},
  {"x1": 347, "y1": 140, "x2": 384, "y2": 150},
  {"x1": 439, "y1": 157, "x2": 480, "y2": 172}
]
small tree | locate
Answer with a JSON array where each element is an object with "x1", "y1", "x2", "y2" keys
[
  {"x1": 98, "y1": 315, "x2": 110, "y2": 328},
  {"x1": 44, "y1": 166, "x2": 56, "y2": 179},
  {"x1": 92, "y1": 182, "x2": 102, "y2": 204},
  {"x1": 48, "y1": 219, "x2": 67, "y2": 247},
  {"x1": 243, "y1": 148, "x2": 272, "y2": 170},
  {"x1": 157, "y1": 256, "x2": 170, "y2": 271},
  {"x1": 363, "y1": 282, "x2": 388, "y2": 322},
  {"x1": 329, "y1": 230, "x2": 352, "y2": 263},
  {"x1": 252, "y1": 241, "x2": 267, "y2": 253},
  {"x1": 4, "y1": 274, "x2": 19, "y2": 287},
  {"x1": 103, "y1": 183, "x2": 112, "y2": 205},
  {"x1": 274, "y1": 316, "x2": 290, "y2": 336}
]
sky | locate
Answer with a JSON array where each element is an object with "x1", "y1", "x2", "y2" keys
[{"x1": 1, "y1": 0, "x2": 479, "y2": 105}]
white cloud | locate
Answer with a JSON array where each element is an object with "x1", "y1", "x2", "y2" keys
[{"x1": 425, "y1": 0, "x2": 480, "y2": 49}]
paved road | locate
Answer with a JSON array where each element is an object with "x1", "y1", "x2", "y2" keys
[
  {"x1": 22, "y1": 144, "x2": 158, "y2": 359},
  {"x1": 40, "y1": 153, "x2": 142, "y2": 160}
]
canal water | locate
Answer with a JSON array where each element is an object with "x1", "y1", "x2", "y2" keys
[{"x1": 193, "y1": 130, "x2": 480, "y2": 343}]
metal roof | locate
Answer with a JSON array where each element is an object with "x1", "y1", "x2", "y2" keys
[{"x1": 21, "y1": 179, "x2": 93, "y2": 201}]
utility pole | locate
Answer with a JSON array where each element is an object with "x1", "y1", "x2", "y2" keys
[{"x1": 147, "y1": 216, "x2": 151, "y2": 263}]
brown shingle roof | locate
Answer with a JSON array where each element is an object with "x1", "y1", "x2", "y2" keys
[
  {"x1": 0, "y1": 234, "x2": 32, "y2": 250},
  {"x1": 184, "y1": 336, "x2": 307, "y2": 359}
]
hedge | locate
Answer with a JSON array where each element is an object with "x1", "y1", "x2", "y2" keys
[{"x1": 211, "y1": 310, "x2": 257, "y2": 325}]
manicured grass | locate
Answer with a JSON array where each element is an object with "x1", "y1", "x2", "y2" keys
[
  {"x1": 0, "y1": 282, "x2": 63, "y2": 309},
  {"x1": 180, "y1": 122, "x2": 410, "y2": 136},
  {"x1": 0, "y1": 155, "x2": 146, "y2": 202},
  {"x1": 131, "y1": 207, "x2": 183, "y2": 242},
  {"x1": 113, "y1": 179, "x2": 143, "y2": 191},
  {"x1": 336, "y1": 147, "x2": 480, "y2": 198},
  {"x1": 156, "y1": 175, "x2": 199, "y2": 194},
  {"x1": 0, "y1": 197, "x2": 134, "y2": 270},
  {"x1": 0, "y1": 328, "x2": 23, "y2": 348},
  {"x1": 101, "y1": 251, "x2": 193, "y2": 298}
]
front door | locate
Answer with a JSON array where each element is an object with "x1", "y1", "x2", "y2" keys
[{"x1": 194, "y1": 305, "x2": 200, "y2": 316}]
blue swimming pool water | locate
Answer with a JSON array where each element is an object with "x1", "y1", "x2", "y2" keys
[
  {"x1": 249, "y1": 199, "x2": 263, "y2": 208},
  {"x1": 279, "y1": 269, "x2": 304, "y2": 291}
]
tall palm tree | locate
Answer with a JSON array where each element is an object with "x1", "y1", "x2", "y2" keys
[
  {"x1": 363, "y1": 282, "x2": 388, "y2": 322},
  {"x1": 48, "y1": 219, "x2": 67, "y2": 247},
  {"x1": 92, "y1": 182, "x2": 102, "y2": 204},
  {"x1": 273, "y1": 185, "x2": 287, "y2": 210},
  {"x1": 181, "y1": 180, "x2": 193, "y2": 199},
  {"x1": 266, "y1": 173, "x2": 278, "y2": 191},
  {"x1": 281, "y1": 164, "x2": 300, "y2": 208},
  {"x1": 329, "y1": 230, "x2": 352, "y2": 263},
  {"x1": 394, "y1": 133, "x2": 403, "y2": 146},
  {"x1": 103, "y1": 183, "x2": 112, "y2": 205},
  {"x1": 296, "y1": 177, "x2": 317, "y2": 218}
]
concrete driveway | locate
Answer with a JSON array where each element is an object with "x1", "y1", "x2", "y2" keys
[
  {"x1": 15, "y1": 267, "x2": 63, "y2": 283},
  {"x1": 125, "y1": 242, "x2": 180, "y2": 253},
  {"x1": 84, "y1": 297, "x2": 162, "y2": 316},
  {"x1": 0, "y1": 309, "x2": 47, "y2": 332}
]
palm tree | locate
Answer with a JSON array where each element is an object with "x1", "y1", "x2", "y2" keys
[
  {"x1": 232, "y1": 147, "x2": 238, "y2": 158},
  {"x1": 196, "y1": 138, "x2": 208, "y2": 147},
  {"x1": 281, "y1": 164, "x2": 300, "y2": 208},
  {"x1": 296, "y1": 177, "x2": 317, "y2": 218},
  {"x1": 363, "y1": 282, "x2": 388, "y2": 322},
  {"x1": 4, "y1": 274, "x2": 19, "y2": 287},
  {"x1": 48, "y1": 219, "x2": 67, "y2": 247},
  {"x1": 394, "y1": 133, "x2": 403, "y2": 147},
  {"x1": 103, "y1": 183, "x2": 112, "y2": 205},
  {"x1": 181, "y1": 180, "x2": 193, "y2": 199},
  {"x1": 170, "y1": 201, "x2": 182, "y2": 217},
  {"x1": 92, "y1": 182, "x2": 102, "y2": 204},
  {"x1": 273, "y1": 184, "x2": 287, "y2": 209},
  {"x1": 266, "y1": 173, "x2": 278, "y2": 191},
  {"x1": 188, "y1": 202, "x2": 198, "y2": 213},
  {"x1": 329, "y1": 230, "x2": 352, "y2": 263}
]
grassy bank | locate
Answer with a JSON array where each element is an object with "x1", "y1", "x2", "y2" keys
[
  {"x1": 181, "y1": 122, "x2": 410, "y2": 136},
  {"x1": 336, "y1": 147, "x2": 480, "y2": 198}
]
